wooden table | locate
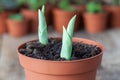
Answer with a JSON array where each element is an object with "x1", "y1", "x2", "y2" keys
[{"x1": 0, "y1": 27, "x2": 120, "y2": 80}]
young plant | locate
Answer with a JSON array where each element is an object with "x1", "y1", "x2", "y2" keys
[
  {"x1": 0, "y1": 0, "x2": 19, "y2": 10},
  {"x1": 38, "y1": 5, "x2": 48, "y2": 45},
  {"x1": 58, "y1": 0, "x2": 74, "y2": 11},
  {"x1": 60, "y1": 15, "x2": 76, "y2": 60},
  {"x1": 9, "y1": 14, "x2": 24, "y2": 21},
  {"x1": 86, "y1": 1, "x2": 103, "y2": 14},
  {"x1": 112, "y1": 0, "x2": 120, "y2": 6},
  {"x1": 27, "y1": 0, "x2": 47, "y2": 10}
]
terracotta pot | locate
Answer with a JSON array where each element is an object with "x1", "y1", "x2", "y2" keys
[
  {"x1": 109, "y1": 6, "x2": 120, "y2": 28},
  {"x1": 45, "y1": 5, "x2": 54, "y2": 25},
  {"x1": 21, "y1": 7, "x2": 52, "y2": 33},
  {"x1": 17, "y1": 37, "x2": 103, "y2": 80},
  {"x1": 21, "y1": 9, "x2": 38, "y2": 33},
  {"x1": 84, "y1": 13, "x2": 107, "y2": 34},
  {"x1": 72, "y1": 5, "x2": 85, "y2": 12},
  {"x1": 7, "y1": 19, "x2": 28, "y2": 37},
  {"x1": 0, "y1": 12, "x2": 7, "y2": 35},
  {"x1": 53, "y1": 8, "x2": 81, "y2": 33}
]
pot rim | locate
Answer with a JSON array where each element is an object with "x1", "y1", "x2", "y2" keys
[{"x1": 17, "y1": 37, "x2": 104, "y2": 63}]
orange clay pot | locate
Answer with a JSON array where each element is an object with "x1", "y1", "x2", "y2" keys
[
  {"x1": 21, "y1": 7, "x2": 52, "y2": 33},
  {"x1": 17, "y1": 37, "x2": 103, "y2": 80},
  {"x1": 53, "y1": 8, "x2": 81, "y2": 33},
  {"x1": 7, "y1": 19, "x2": 28, "y2": 37},
  {"x1": 84, "y1": 13, "x2": 107, "y2": 34},
  {"x1": 21, "y1": 9, "x2": 38, "y2": 33},
  {"x1": 109, "y1": 6, "x2": 120, "y2": 28}
]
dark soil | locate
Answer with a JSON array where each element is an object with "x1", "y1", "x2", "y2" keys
[{"x1": 19, "y1": 38, "x2": 101, "y2": 61}]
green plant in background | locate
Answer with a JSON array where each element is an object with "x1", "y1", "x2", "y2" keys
[
  {"x1": 112, "y1": 0, "x2": 120, "y2": 6},
  {"x1": 0, "y1": 7, "x2": 4, "y2": 12},
  {"x1": 38, "y1": 5, "x2": 48, "y2": 45},
  {"x1": 17, "y1": 0, "x2": 26, "y2": 6},
  {"x1": 27, "y1": 0, "x2": 47, "y2": 10},
  {"x1": 0, "y1": 0, "x2": 19, "y2": 10},
  {"x1": 86, "y1": 1, "x2": 103, "y2": 14},
  {"x1": 9, "y1": 14, "x2": 24, "y2": 21},
  {"x1": 74, "y1": 0, "x2": 86, "y2": 5},
  {"x1": 60, "y1": 15, "x2": 76, "y2": 60},
  {"x1": 58, "y1": 0, "x2": 74, "y2": 11},
  {"x1": 48, "y1": 0, "x2": 56, "y2": 5}
]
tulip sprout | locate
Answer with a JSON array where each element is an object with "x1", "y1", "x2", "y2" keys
[
  {"x1": 38, "y1": 5, "x2": 48, "y2": 45},
  {"x1": 60, "y1": 15, "x2": 76, "y2": 60}
]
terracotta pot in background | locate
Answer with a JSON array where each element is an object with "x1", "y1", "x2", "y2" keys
[
  {"x1": 53, "y1": 8, "x2": 81, "y2": 33},
  {"x1": 17, "y1": 38, "x2": 103, "y2": 80},
  {"x1": 21, "y1": 6, "x2": 52, "y2": 33},
  {"x1": 0, "y1": 12, "x2": 7, "y2": 35},
  {"x1": 45, "y1": 5, "x2": 54, "y2": 25},
  {"x1": 84, "y1": 13, "x2": 107, "y2": 34},
  {"x1": 21, "y1": 9, "x2": 38, "y2": 33},
  {"x1": 109, "y1": 6, "x2": 120, "y2": 28},
  {"x1": 7, "y1": 19, "x2": 28, "y2": 37}
]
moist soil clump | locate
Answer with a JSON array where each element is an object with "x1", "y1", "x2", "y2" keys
[{"x1": 19, "y1": 38, "x2": 102, "y2": 61}]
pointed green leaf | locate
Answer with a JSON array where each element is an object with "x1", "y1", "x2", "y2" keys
[
  {"x1": 67, "y1": 15, "x2": 76, "y2": 38},
  {"x1": 60, "y1": 26, "x2": 72, "y2": 60},
  {"x1": 60, "y1": 15, "x2": 76, "y2": 60},
  {"x1": 38, "y1": 6, "x2": 48, "y2": 45}
]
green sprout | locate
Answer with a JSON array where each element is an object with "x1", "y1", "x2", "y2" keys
[
  {"x1": 27, "y1": 0, "x2": 47, "y2": 10},
  {"x1": 38, "y1": 5, "x2": 48, "y2": 45},
  {"x1": 86, "y1": 1, "x2": 103, "y2": 14},
  {"x1": 9, "y1": 14, "x2": 24, "y2": 21},
  {"x1": 60, "y1": 15, "x2": 76, "y2": 60},
  {"x1": 58, "y1": 0, "x2": 74, "y2": 11}
]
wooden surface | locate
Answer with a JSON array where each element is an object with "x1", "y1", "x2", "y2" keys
[{"x1": 0, "y1": 27, "x2": 120, "y2": 80}]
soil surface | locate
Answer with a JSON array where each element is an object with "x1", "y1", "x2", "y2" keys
[{"x1": 19, "y1": 38, "x2": 101, "y2": 61}]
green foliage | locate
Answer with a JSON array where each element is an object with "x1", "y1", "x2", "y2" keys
[
  {"x1": 38, "y1": 5, "x2": 48, "y2": 45},
  {"x1": 112, "y1": 0, "x2": 120, "y2": 6},
  {"x1": 48, "y1": 0, "x2": 56, "y2": 5},
  {"x1": 58, "y1": 0, "x2": 74, "y2": 11},
  {"x1": 86, "y1": 1, "x2": 103, "y2": 14},
  {"x1": 0, "y1": 7, "x2": 4, "y2": 12},
  {"x1": 27, "y1": 0, "x2": 47, "y2": 10},
  {"x1": 74, "y1": 0, "x2": 86, "y2": 5},
  {"x1": 0, "y1": 0, "x2": 19, "y2": 10},
  {"x1": 60, "y1": 15, "x2": 76, "y2": 60},
  {"x1": 9, "y1": 14, "x2": 24, "y2": 21},
  {"x1": 17, "y1": 0, "x2": 26, "y2": 6}
]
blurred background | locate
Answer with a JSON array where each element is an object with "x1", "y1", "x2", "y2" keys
[{"x1": 0, "y1": 0, "x2": 120, "y2": 80}]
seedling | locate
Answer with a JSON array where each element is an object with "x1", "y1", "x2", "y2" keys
[
  {"x1": 38, "y1": 5, "x2": 48, "y2": 45},
  {"x1": 9, "y1": 14, "x2": 24, "y2": 21},
  {"x1": 86, "y1": 1, "x2": 103, "y2": 14},
  {"x1": 60, "y1": 15, "x2": 76, "y2": 60}
]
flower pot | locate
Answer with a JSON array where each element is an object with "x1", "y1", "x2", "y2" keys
[
  {"x1": 109, "y1": 6, "x2": 120, "y2": 28},
  {"x1": 21, "y1": 7, "x2": 51, "y2": 33},
  {"x1": 0, "y1": 12, "x2": 7, "y2": 35},
  {"x1": 17, "y1": 38, "x2": 103, "y2": 80},
  {"x1": 83, "y1": 13, "x2": 107, "y2": 34},
  {"x1": 7, "y1": 19, "x2": 28, "y2": 37},
  {"x1": 21, "y1": 9, "x2": 38, "y2": 33},
  {"x1": 45, "y1": 5, "x2": 54, "y2": 25},
  {"x1": 53, "y1": 8, "x2": 81, "y2": 33}
]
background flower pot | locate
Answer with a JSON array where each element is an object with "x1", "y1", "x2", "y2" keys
[
  {"x1": 0, "y1": 12, "x2": 7, "y2": 35},
  {"x1": 84, "y1": 13, "x2": 107, "y2": 34},
  {"x1": 17, "y1": 38, "x2": 103, "y2": 80},
  {"x1": 53, "y1": 8, "x2": 80, "y2": 33},
  {"x1": 7, "y1": 19, "x2": 28, "y2": 37},
  {"x1": 21, "y1": 9, "x2": 38, "y2": 33},
  {"x1": 109, "y1": 6, "x2": 120, "y2": 28}
]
